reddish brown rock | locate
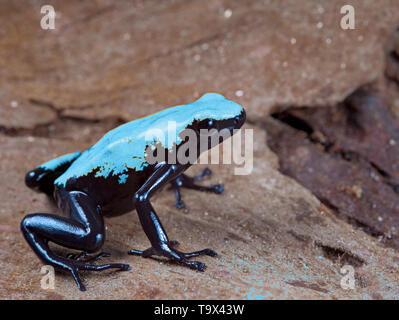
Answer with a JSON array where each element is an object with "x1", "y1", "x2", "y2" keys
[
  {"x1": 267, "y1": 89, "x2": 399, "y2": 248},
  {"x1": 1, "y1": 0, "x2": 399, "y2": 300},
  {"x1": 1, "y1": 0, "x2": 399, "y2": 129},
  {"x1": 1, "y1": 129, "x2": 399, "y2": 299}
]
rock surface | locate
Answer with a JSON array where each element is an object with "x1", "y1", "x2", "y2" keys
[
  {"x1": 1, "y1": 0, "x2": 399, "y2": 128},
  {"x1": 1, "y1": 0, "x2": 399, "y2": 300},
  {"x1": 267, "y1": 89, "x2": 399, "y2": 248}
]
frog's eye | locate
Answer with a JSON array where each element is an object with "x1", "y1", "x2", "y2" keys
[
  {"x1": 233, "y1": 116, "x2": 241, "y2": 126},
  {"x1": 198, "y1": 119, "x2": 216, "y2": 130}
]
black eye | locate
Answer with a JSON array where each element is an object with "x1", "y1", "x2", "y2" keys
[
  {"x1": 233, "y1": 115, "x2": 241, "y2": 126},
  {"x1": 198, "y1": 119, "x2": 215, "y2": 130}
]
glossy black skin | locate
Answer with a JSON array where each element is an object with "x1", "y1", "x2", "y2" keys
[{"x1": 21, "y1": 110, "x2": 246, "y2": 291}]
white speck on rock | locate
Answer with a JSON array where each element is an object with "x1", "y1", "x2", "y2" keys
[
  {"x1": 194, "y1": 54, "x2": 201, "y2": 61},
  {"x1": 290, "y1": 38, "x2": 296, "y2": 45},
  {"x1": 317, "y1": 22, "x2": 323, "y2": 29},
  {"x1": 201, "y1": 43, "x2": 209, "y2": 51},
  {"x1": 389, "y1": 139, "x2": 396, "y2": 146},
  {"x1": 10, "y1": 100, "x2": 18, "y2": 108},
  {"x1": 224, "y1": 9, "x2": 232, "y2": 19},
  {"x1": 235, "y1": 90, "x2": 244, "y2": 97}
]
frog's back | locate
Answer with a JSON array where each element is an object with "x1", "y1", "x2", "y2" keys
[
  {"x1": 54, "y1": 93, "x2": 243, "y2": 188},
  {"x1": 54, "y1": 118, "x2": 156, "y2": 188}
]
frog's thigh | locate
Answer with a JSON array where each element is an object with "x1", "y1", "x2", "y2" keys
[{"x1": 21, "y1": 191, "x2": 105, "y2": 260}]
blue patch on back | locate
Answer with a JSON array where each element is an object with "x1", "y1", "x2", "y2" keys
[
  {"x1": 54, "y1": 93, "x2": 243, "y2": 187},
  {"x1": 39, "y1": 152, "x2": 81, "y2": 171}
]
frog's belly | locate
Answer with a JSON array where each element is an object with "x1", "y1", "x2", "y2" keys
[{"x1": 100, "y1": 193, "x2": 137, "y2": 217}]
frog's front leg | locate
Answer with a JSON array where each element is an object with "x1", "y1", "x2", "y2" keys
[
  {"x1": 129, "y1": 163, "x2": 217, "y2": 271},
  {"x1": 170, "y1": 168, "x2": 224, "y2": 209},
  {"x1": 21, "y1": 190, "x2": 130, "y2": 291}
]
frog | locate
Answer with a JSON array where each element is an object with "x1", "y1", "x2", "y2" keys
[{"x1": 21, "y1": 93, "x2": 246, "y2": 291}]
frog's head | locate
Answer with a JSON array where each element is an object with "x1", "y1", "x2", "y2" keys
[
  {"x1": 143, "y1": 93, "x2": 246, "y2": 165},
  {"x1": 186, "y1": 93, "x2": 246, "y2": 149},
  {"x1": 194, "y1": 93, "x2": 245, "y2": 129}
]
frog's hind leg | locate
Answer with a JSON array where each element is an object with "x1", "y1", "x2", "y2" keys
[
  {"x1": 25, "y1": 152, "x2": 81, "y2": 197},
  {"x1": 21, "y1": 190, "x2": 130, "y2": 291},
  {"x1": 170, "y1": 168, "x2": 224, "y2": 209},
  {"x1": 129, "y1": 164, "x2": 217, "y2": 271}
]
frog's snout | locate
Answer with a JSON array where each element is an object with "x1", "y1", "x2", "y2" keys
[
  {"x1": 234, "y1": 108, "x2": 246, "y2": 130},
  {"x1": 25, "y1": 170, "x2": 38, "y2": 188},
  {"x1": 25, "y1": 169, "x2": 46, "y2": 191}
]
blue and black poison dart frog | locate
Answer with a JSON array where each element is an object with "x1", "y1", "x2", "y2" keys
[{"x1": 21, "y1": 93, "x2": 246, "y2": 291}]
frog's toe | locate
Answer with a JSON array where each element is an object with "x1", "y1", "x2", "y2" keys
[
  {"x1": 211, "y1": 184, "x2": 224, "y2": 194},
  {"x1": 193, "y1": 261, "x2": 206, "y2": 271},
  {"x1": 176, "y1": 200, "x2": 185, "y2": 209},
  {"x1": 66, "y1": 251, "x2": 111, "y2": 263},
  {"x1": 66, "y1": 251, "x2": 89, "y2": 261},
  {"x1": 81, "y1": 262, "x2": 131, "y2": 272},
  {"x1": 86, "y1": 252, "x2": 111, "y2": 263},
  {"x1": 128, "y1": 241, "x2": 217, "y2": 272},
  {"x1": 68, "y1": 260, "x2": 130, "y2": 291},
  {"x1": 181, "y1": 248, "x2": 218, "y2": 259},
  {"x1": 181, "y1": 259, "x2": 206, "y2": 271},
  {"x1": 193, "y1": 167, "x2": 212, "y2": 181}
]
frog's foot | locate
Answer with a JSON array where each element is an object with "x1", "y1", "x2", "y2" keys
[
  {"x1": 65, "y1": 253, "x2": 129, "y2": 291},
  {"x1": 21, "y1": 191, "x2": 131, "y2": 292},
  {"x1": 170, "y1": 168, "x2": 224, "y2": 209},
  {"x1": 129, "y1": 242, "x2": 217, "y2": 271},
  {"x1": 65, "y1": 258, "x2": 131, "y2": 291}
]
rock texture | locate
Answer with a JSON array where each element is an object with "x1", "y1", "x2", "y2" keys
[
  {"x1": 1, "y1": 0, "x2": 399, "y2": 300},
  {"x1": 1, "y1": 0, "x2": 399, "y2": 128}
]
